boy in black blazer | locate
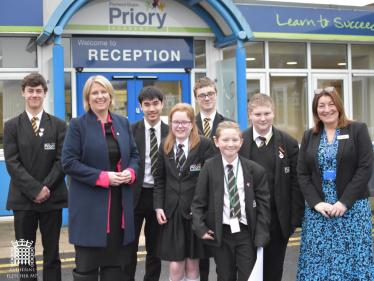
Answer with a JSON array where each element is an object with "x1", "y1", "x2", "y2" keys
[
  {"x1": 123, "y1": 86, "x2": 168, "y2": 281},
  {"x1": 3, "y1": 73, "x2": 68, "y2": 281},
  {"x1": 192, "y1": 121, "x2": 270, "y2": 281},
  {"x1": 238, "y1": 94, "x2": 305, "y2": 281}
]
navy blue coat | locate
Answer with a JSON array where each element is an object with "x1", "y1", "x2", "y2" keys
[{"x1": 62, "y1": 110, "x2": 140, "y2": 247}]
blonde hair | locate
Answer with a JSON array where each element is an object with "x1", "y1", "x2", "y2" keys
[
  {"x1": 83, "y1": 75, "x2": 115, "y2": 112},
  {"x1": 193, "y1": 77, "x2": 217, "y2": 97},
  {"x1": 164, "y1": 103, "x2": 200, "y2": 154},
  {"x1": 312, "y1": 87, "x2": 355, "y2": 134},
  {"x1": 248, "y1": 93, "x2": 274, "y2": 111},
  {"x1": 216, "y1": 121, "x2": 242, "y2": 139}
]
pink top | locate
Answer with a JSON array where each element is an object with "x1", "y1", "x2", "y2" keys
[{"x1": 94, "y1": 113, "x2": 136, "y2": 233}]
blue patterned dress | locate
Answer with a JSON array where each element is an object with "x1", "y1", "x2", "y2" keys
[{"x1": 297, "y1": 129, "x2": 374, "y2": 280}]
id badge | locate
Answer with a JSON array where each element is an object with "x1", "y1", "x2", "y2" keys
[
  {"x1": 230, "y1": 217, "x2": 240, "y2": 233},
  {"x1": 324, "y1": 170, "x2": 336, "y2": 180}
]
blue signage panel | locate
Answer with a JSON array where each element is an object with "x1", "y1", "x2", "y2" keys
[
  {"x1": 0, "y1": 0, "x2": 43, "y2": 26},
  {"x1": 72, "y1": 36, "x2": 194, "y2": 68},
  {"x1": 238, "y1": 5, "x2": 374, "y2": 37}
]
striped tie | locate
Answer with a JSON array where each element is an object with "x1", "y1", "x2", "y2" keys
[
  {"x1": 31, "y1": 117, "x2": 38, "y2": 136},
  {"x1": 150, "y1": 128, "x2": 158, "y2": 175},
  {"x1": 259, "y1": 136, "x2": 266, "y2": 148},
  {"x1": 204, "y1": 118, "x2": 211, "y2": 138},
  {"x1": 176, "y1": 144, "x2": 186, "y2": 178},
  {"x1": 227, "y1": 164, "x2": 241, "y2": 221}
]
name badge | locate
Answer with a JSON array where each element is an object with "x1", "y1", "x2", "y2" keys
[
  {"x1": 190, "y1": 163, "x2": 202, "y2": 171},
  {"x1": 337, "y1": 135, "x2": 349, "y2": 140},
  {"x1": 324, "y1": 170, "x2": 336, "y2": 180},
  {"x1": 230, "y1": 217, "x2": 240, "y2": 233},
  {"x1": 44, "y1": 142, "x2": 56, "y2": 150}
]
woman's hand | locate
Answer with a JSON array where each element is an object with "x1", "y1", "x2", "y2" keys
[
  {"x1": 108, "y1": 172, "x2": 126, "y2": 186},
  {"x1": 156, "y1": 209, "x2": 168, "y2": 225},
  {"x1": 314, "y1": 202, "x2": 333, "y2": 218},
  {"x1": 330, "y1": 201, "x2": 348, "y2": 217},
  {"x1": 121, "y1": 170, "x2": 132, "y2": 184},
  {"x1": 201, "y1": 230, "x2": 214, "y2": 240}
]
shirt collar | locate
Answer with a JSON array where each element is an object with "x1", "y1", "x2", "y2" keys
[
  {"x1": 144, "y1": 119, "x2": 161, "y2": 132},
  {"x1": 222, "y1": 155, "x2": 239, "y2": 170},
  {"x1": 96, "y1": 112, "x2": 113, "y2": 123},
  {"x1": 25, "y1": 109, "x2": 43, "y2": 122},
  {"x1": 175, "y1": 138, "x2": 189, "y2": 150},
  {"x1": 253, "y1": 126, "x2": 272, "y2": 142},
  {"x1": 200, "y1": 111, "x2": 216, "y2": 122}
]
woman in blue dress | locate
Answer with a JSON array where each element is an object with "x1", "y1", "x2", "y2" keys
[{"x1": 297, "y1": 86, "x2": 374, "y2": 280}]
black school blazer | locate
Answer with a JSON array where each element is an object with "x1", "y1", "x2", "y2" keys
[
  {"x1": 191, "y1": 155, "x2": 271, "y2": 248},
  {"x1": 297, "y1": 122, "x2": 373, "y2": 209},
  {"x1": 153, "y1": 136, "x2": 215, "y2": 219}
]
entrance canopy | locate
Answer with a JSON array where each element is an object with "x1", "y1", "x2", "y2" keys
[{"x1": 36, "y1": 0, "x2": 253, "y2": 48}]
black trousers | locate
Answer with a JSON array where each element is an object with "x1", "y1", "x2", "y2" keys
[
  {"x1": 123, "y1": 188, "x2": 161, "y2": 281},
  {"x1": 263, "y1": 211, "x2": 290, "y2": 281},
  {"x1": 211, "y1": 224, "x2": 256, "y2": 281},
  {"x1": 13, "y1": 209, "x2": 62, "y2": 281}
]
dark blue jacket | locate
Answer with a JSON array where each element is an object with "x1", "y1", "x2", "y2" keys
[{"x1": 62, "y1": 110, "x2": 140, "y2": 247}]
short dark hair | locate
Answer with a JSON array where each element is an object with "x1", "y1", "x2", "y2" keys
[
  {"x1": 21, "y1": 73, "x2": 48, "y2": 92},
  {"x1": 138, "y1": 86, "x2": 164, "y2": 104}
]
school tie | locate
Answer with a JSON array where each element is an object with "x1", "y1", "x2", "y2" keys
[
  {"x1": 204, "y1": 118, "x2": 211, "y2": 138},
  {"x1": 227, "y1": 164, "x2": 242, "y2": 221},
  {"x1": 258, "y1": 136, "x2": 266, "y2": 148},
  {"x1": 176, "y1": 144, "x2": 186, "y2": 178},
  {"x1": 150, "y1": 128, "x2": 158, "y2": 175},
  {"x1": 31, "y1": 117, "x2": 38, "y2": 136}
]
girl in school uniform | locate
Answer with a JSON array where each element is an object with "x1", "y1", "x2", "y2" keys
[
  {"x1": 191, "y1": 121, "x2": 271, "y2": 281},
  {"x1": 153, "y1": 103, "x2": 215, "y2": 281}
]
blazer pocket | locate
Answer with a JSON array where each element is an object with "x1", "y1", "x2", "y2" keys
[
  {"x1": 43, "y1": 138, "x2": 57, "y2": 154},
  {"x1": 205, "y1": 211, "x2": 216, "y2": 232}
]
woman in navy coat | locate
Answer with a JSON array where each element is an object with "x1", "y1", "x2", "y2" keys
[{"x1": 62, "y1": 75, "x2": 140, "y2": 281}]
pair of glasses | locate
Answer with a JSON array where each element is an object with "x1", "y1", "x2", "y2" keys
[
  {"x1": 314, "y1": 87, "x2": 336, "y2": 95},
  {"x1": 170, "y1": 121, "x2": 192, "y2": 127},
  {"x1": 196, "y1": 91, "x2": 216, "y2": 100}
]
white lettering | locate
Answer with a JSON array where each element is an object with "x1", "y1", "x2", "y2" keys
[
  {"x1": 133, "y1": 50, "x2": 142, "y2": 61},
  {"x1": 159, "y1": 50, "x2": 169, "y2": 61},
  {"x1": 88, "y1": 49, "x2": 98, "y2": 60},
  {"x1": 100, "y1": 50, "x2": 109, "y2": 61},
  {"x1": 123, "y1": 50, "x2": 131, "y2": 61},
  {"x1": 111, "y1": 49, "x2": 121, "y2": 61},
  {"x1": 171, "y1": 51, "x2": 180, "y2": 61}
]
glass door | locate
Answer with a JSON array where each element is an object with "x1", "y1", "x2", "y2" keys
[
  {"x1": 246, "y1": 73, "x2": 266, "y2": 127},
  {"x1": 76, "y1": 72, "x2": 190, "y2": 123},
  {"x1": 311, "y1": 74, "x2": 349, "y2": 128}
]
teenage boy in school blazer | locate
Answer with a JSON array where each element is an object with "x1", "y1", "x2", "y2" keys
[
  {"x1": 191, "y1": 121, "x2": 271, "y2": 280},
  {"x1": 193, "y1": 76, "x2": 233, "y2": 279},
  {"x1": 239, "y1": 94, "x2": 305, "y2": 281},
  {"x1": 3, "y1": 73, "x2": 68, "y2": 281},
  {"x1": 123, "y1": 86, "x2": 168, "y2": 281}
]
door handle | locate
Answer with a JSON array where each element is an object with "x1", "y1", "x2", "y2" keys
[
  {"x1": 112, "y1": 76, "x2": 135, "y2": 79},
  {"x1": 136, "y1": 76, "x2": 158, "y2": 79}
]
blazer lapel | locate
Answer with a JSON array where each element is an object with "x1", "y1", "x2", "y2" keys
[
  {"x1": 244, "y1": 126, "x2": 255, "y2": 159},
  {"x1": 336, "y1": 126, "x2": 348, "y2": 172},
  {"x1": 182, "y1": 141, "x2": 200, "y2": 177},
  {"x1": 312, "y1": 128, "x2": 323, "y2": 171},
  {"x1": 167, "y1": 148, "x2": 179, "y2": 180},
  {"x1": 211, "y1": 112, "x2": 222, "y2": 140},
  {"x1": 160, "y1": 121, "x2": 169, "y2": 139},
  {"x1": 212, "y1": 156, "x2": 225, "y2": 233},
  {"x1": 195, "y1": 113, "x2": 204, "y2": 136},
  {"x1": 31, "y1": 112, "x2": 50, "y2": 167},
  {"x1": 136, "y1": 120, "x2": 146, "y2": 170},
  {"x1": 241, "y1": 156, "x2": 255, "y2": 236},
  {"x1": 273, "y1": 128, "x2": 282, "y2": 189},
  {"x1": 20, "y1": 111, "x2": 36, "y2": 144}
]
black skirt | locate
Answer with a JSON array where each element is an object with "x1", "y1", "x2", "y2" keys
[{"x1": 157, "y1": 207, "x2": 212, "y2": 261}]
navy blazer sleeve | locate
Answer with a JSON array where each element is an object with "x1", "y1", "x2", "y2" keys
[{"x1": 62, "y1": 117, "x2": 103, "y2": 187}]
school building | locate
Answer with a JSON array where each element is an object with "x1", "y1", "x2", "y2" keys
[{"x1": 1, "y1": 0, "x2": 374, "y2": 221}]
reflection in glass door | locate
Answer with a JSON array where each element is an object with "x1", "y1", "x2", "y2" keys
[
  {"x1": 312, "y1": 74, "x2": 349, "y2": 128},
  {"x1": 246, "y1": 74, "x2": 265, "y2": 127}
]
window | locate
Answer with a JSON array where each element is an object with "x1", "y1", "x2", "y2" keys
[
  {"x1": 194, "y1": 40, "x2": 206, "y2": 68},
  {"x1": 223, "y1": 41, "x2": 265, "y2": 68},
  {"x1": 352, "y1": 44, "x2": 374, "y2": 69},
  {"x1": 269, "y1": 42, "x2": 306, "y2": 69},
  {"x1": 311, "y1": 43, "x2": 347, "y2": 69},
  {"x1": 0, "y1": 37, "x2": 37, "y2": 68}
]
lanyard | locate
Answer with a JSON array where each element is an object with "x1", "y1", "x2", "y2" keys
[
  {"x1": 323, "y1": 130, "x2": 338, "y2": 169},
  {"x1": 223, "y1": 162, "x2": 240, "y2": 216}
]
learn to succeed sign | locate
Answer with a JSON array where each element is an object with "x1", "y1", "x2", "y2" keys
[
  {"x1": 72, "y1": 36, "x2": 194, "y2": 68},
  {"x1": 238, "y1": 5, "x2": 374, "y2": 40}
]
